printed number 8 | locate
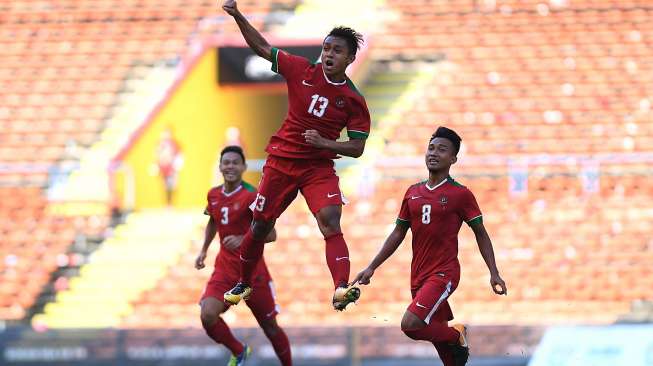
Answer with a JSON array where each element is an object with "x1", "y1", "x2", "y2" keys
[{"x1": 422, "y1": 204, "x2": 431, "y2": 224}]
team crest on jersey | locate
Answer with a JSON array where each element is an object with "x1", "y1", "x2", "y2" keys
[
  {"x1": 335, "y1": 96, "x2": 346, "y2": 108},
  {"x1": 439, "y1": 195, "x2": 448, "y2": 206},
  {"x1": 233, "y1": 203, "x2": 240, "y2": 210}
]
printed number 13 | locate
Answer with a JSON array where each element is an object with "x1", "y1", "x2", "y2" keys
[{"x1": 308, "y1": 94, "x2": 328, "y2": 117}]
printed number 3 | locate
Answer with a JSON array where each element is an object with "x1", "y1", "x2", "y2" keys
[
  {"x1": 421, "y1": 204, "x2": 431, "y2": 224},
  {"x1": 255, "y1": 194, "x2": 266, "y2": 212},
  {"x1": 221, "y1": 207, "x2": 229, "y2": 224},
  {"x1": 308, "y1": 94, "x2": 329, "y2": 117}
]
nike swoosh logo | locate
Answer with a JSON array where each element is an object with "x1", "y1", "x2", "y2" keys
[
  {"x1": 335, "y1": 256, "x2": 349, "y2": 261},
  {"x1": 210, "y1": 202, "x2": 218, "y2": 205},
  {"x1": 302, "y1": 80, "x2": 313, "y2": 86},
  {"x1": 327, "y1": 193, "x2": 339, "y2": 198},
  {"x1": 410, "y1": 196, "x2": 422, "y2": 200},
  {"x1": 416, "y1": 302, "x2": 428, "y2": 309}
]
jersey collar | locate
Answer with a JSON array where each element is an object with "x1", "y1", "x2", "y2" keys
[
  {"x1": 425, "y1": 178, "x2": 448, "y2": 191},
  {"x1": 321, "y1": 66, "x2": 347, "y2": 86},
  {"x1": 221, "y1": 184, "x2": 243, "y2": 197}
]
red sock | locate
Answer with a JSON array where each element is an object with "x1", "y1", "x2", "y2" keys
[
  {"x1": 403, "y1": 322, "x2": 460, "y2": 344},
  {"x1": 266, "y1": 327, "x2": 292, "y2": 366},
  {"x1": 324, "y1": 232, "x2": 350, "y2": 288},
  {"x1": 239, "y1": 230, "x2": 265, "y2": 284},
  {"x1": 433, "y1": 341, "x2": 455, "y2": 366},
  {"x1": 206, "y1": 317, "x2": 244, "y2": 356}
]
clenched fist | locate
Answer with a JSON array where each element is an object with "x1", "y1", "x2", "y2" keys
[{"x1": 222, "y1": 0, "x2": 238, "y2": 16}]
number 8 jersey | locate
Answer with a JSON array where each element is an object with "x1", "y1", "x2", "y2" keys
[
  {"x1": 266, "y1": 47, "x2": 371, "y2": 160},
  {"x1": 396, "y1": 177, "x2": 483, "y2": 290}
]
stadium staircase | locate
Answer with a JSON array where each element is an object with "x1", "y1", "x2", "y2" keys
[
  {"x1": 52, "y1": 62, "x2": 178, "y2": 203},
  {"x1": 31, "y1": 210, "x2": 202, "y2": 328}
]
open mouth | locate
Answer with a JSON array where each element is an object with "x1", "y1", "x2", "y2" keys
[{"x1": 325, "y1": 60, "x2": 334, "y2": 67}]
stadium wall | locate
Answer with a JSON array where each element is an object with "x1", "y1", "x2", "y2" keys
[{"x1": 112, "y1": 43, "x2": 288, "y2": 209}]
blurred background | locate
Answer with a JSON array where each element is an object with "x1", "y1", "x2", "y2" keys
[{"x1": 1, "y1": 0, "x2": 652, "y2": 365}]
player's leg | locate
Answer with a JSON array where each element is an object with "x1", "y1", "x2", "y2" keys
[
  {"x1": 200, "y1": 274, "x2": 252, "y2": 363},
  {"x1": 401, "y1": 279, "x2": 468, "y2": 365},
  {"x1": 299, "y1": 162, "x2": 359, "y2": 310},
  {"x1": 200, "y1": 297, "x2": 246, "y2": 356},
  {"x1": 225, "y1": 160, "x2": 299, "y2": 305},
  {"x1": 315, "y1": 204, "x2": 349, "y2": 288},
  {"x1": 246, "y1": 281, "x2": 292, "y2": 366},
  {"x1": 433, "y1": 339, "x2": 456, "y2": 366}
]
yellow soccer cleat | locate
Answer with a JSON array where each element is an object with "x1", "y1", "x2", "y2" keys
[
  {"x1": 332, "y1": 283, "x2": 361, "y2": 311},
  {"x1": 228, "y1": 344, "x2": 252, "y2": 366},
  {"x1": 224, "y1": 282, "x2": 252, "y2": 305}
]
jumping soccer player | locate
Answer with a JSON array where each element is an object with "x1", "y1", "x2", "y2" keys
[
  {"x1": 221, "y1": 0, "x2": 371, "y2": 311},
  {"x1": 352, "y1": 127, "x2": 507, "y2": 366},
  {"x1": 197, "y1": 146, "x2": 292, "y2": 366}
]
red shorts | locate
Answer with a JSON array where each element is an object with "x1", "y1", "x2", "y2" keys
[
  {"x1": 407, "y1": 275, "x2": 458, "y2": 325},
  {"x1": 251, "y1": 156, "x2": 344, "y2": 221},
  {"x1": 200, "y1": 269, "x2": 279, "y2": 322}
]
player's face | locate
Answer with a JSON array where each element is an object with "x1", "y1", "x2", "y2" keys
[
  {"x1": 425, "y1": 137, "x2": 457, "y2": 172},
  {"x1": 219, "y1": 152, "x2": 246, "y2": 184},
  {"x1": 321, "y1": 36, "x2": 355, "y2": 78}
]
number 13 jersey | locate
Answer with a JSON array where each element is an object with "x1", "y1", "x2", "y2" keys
[{"x1": 266, "y1": 47, "x2": 371, "y2": 160}]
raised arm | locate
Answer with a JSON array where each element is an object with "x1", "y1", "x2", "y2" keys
[
  {"x1": 352, "y1": 224, "x2": 409, "y2": 285},
  {"x1": 222, "y1": 0, "x2": 272, "y2": 61},
  {"x1": 195, "y1": 216, "x2": 218, "y2": 269},
  {"x1": 469, "y1": 220, "x2": 507, "y2": 295}
]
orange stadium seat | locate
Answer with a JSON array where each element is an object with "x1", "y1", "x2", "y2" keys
[{"x1": 2, "y1": 0, "x2": 652, "y2": 329}]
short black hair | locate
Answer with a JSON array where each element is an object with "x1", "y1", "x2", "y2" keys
[
  {"x1": 430, "y1": 126, "x2": 462, "y2": 155},
  {"x1": 220, "y1": 145, "x2": 245, "y2": 163},
  {"x1": 327, "y1": 26, "x2": 364, "y2": 55}
]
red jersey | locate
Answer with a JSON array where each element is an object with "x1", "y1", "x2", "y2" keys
[
  {"x1": 267, "y1": 47, "x2": 371, "y2": 160},
  {"x1": 396, "y1": 177, "x2": 482, "y2": 290},
  {"x1": 204, "y1": 182, "x2": 271, "y2": 279}
]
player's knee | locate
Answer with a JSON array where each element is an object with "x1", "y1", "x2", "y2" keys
[
  {"x1": 251, "y1": 220, "x2": 273, "y2": 240},
  {"x1": 401, "y1": 312, "x2": 426, "y2": 332},
  {"x1": 316, "y1": 208, "x2": 342, "y2": 236},
  {"x1": 200, "y1": 310, "x2": 218, "y2": 330}
]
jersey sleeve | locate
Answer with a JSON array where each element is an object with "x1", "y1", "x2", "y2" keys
[
  {"x1": 395, "y1": 189, "x2": 412, "y2": 227},
  {"x1": 346, "y1": 96, "x2": 371, "y2": 140},
  {"x1": 459, "y1": 189, "x2": 482, "y2": 226},
  {"x1": 270, "y1": 47, "x2": 310, "y2": 80}
]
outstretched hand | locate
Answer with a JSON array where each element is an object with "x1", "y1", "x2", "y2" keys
[
  {"x1": 351, "y1": 267, "x2": 375, "y2": 286},
  {"x1": 222, "y1": 0, "x2": 238, "y2": 16},
  {"x1": 490, "y1": 274, "x2": 507, "y2": 295}
]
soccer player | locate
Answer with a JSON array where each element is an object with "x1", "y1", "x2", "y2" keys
[
  {"x1": 196, "y1": 146, "x2": 292, "y2": 366},
  {"x1": 352, "y1": 127, "x2": 507, "y2": 366},
  {"x1": 221, "y1": 0, "x2": 371, "y2": 311}
]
